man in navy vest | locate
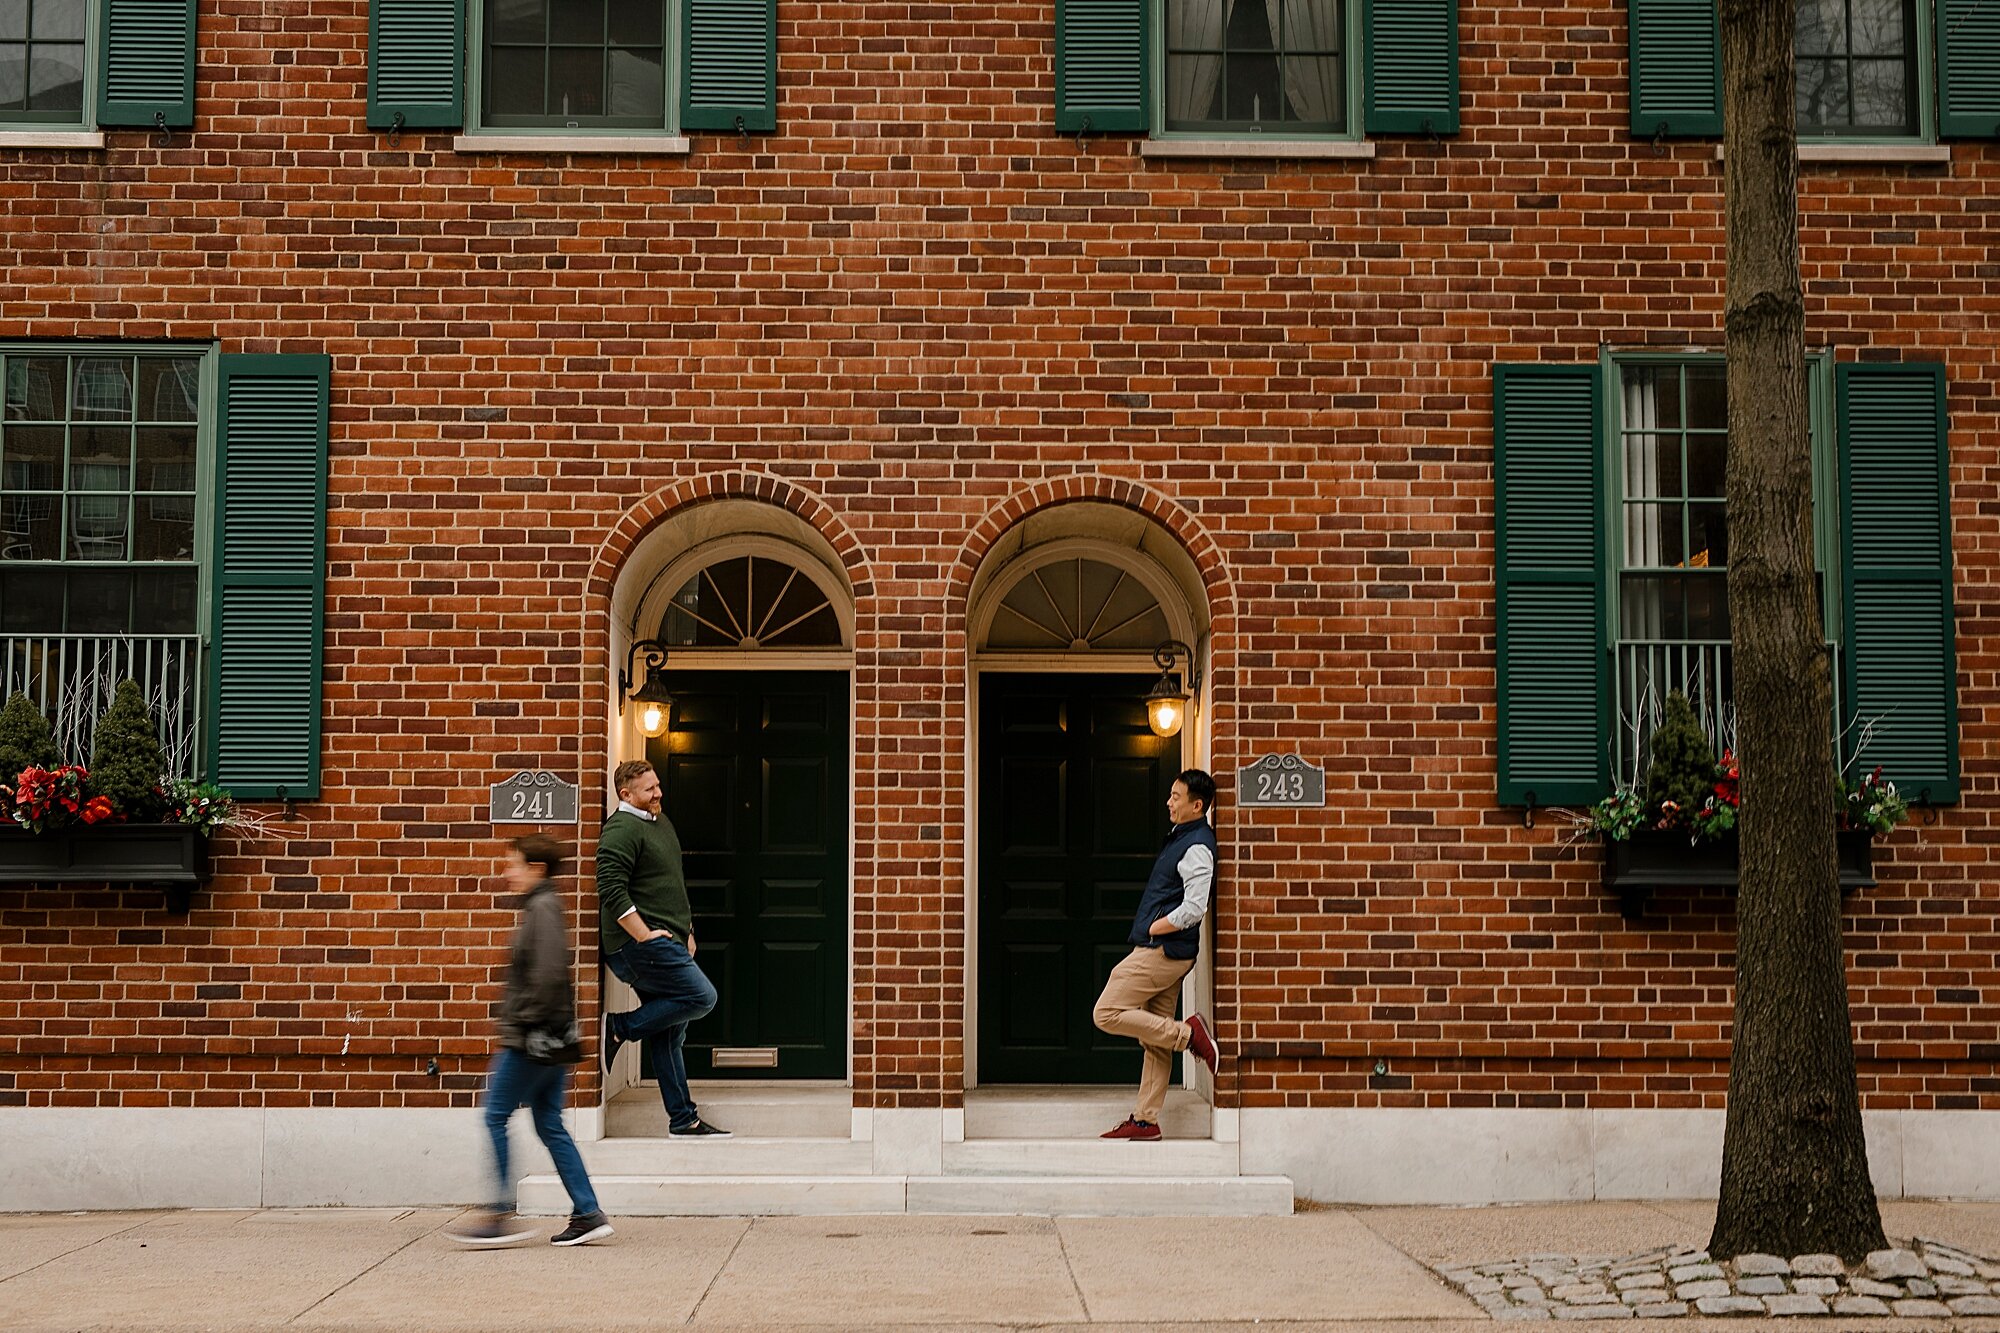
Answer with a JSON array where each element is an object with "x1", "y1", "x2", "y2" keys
[{"x1": 1093, "y1": 767, "x2": 1221, "y2": 1141}]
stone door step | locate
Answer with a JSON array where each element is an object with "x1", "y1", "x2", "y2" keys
[
  {"x1": 963, "y1": 1085, "x2": 1211, "y2": 1140},
  {"x1": 606, "y1": 1081, "x2": 851, "y2": 1139},
  {"x1": 579, "y1": 1136, "x2": 874, "y2": 1177},
  {"x1": 942, "y1": 1137, "x2": 1240, "y2": 1177},
  {"x1": 518, "y1": 1173, "x2": 1293, "y2": 1217}
]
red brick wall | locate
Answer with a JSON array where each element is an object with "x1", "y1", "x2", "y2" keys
[{"x1": 2, "y1": 0, "x2": 1996, "y2": 1113}]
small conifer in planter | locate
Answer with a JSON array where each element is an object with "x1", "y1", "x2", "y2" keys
[
  {"x1": 1644, "y1": 691, "x2": 1722, "y2": 830},
  {"x1": 87, "y1": 680, "x2": 169, "y2": 822},
  {"x1": 0, "y1": 692, "x2": 60, "y2": 786}
]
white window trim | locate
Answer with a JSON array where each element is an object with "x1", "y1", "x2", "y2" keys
[
  {"x1": 0, "y1": 0, "x2": 97, "y2": 134},
  {"x1": 1149, "y1": 0, "x2": 1368, "y2": 144},
  {"x1": 462, "y1": 0, "x2": 684, "y2": 141}
]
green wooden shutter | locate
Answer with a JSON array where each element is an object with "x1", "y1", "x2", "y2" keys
[
  {"x1": 1055, "y1": 0, "x2": 1148, "y2": 133},
  {"x1": 1839, "y1": 361, "x2": 1958, "y2": 803},
  {"x1": 1364, "y1": 0, "x2": 1459, "y2": 135},
  {"x1": 368, "y1": 0, "x2": 464, "y2": 131},
  {"x1": 1938, "y1": 0, "x2": 2000, "y2": 138},
  {"x1": 1628, "y1": 0, "x2": 1722, "y2": 138},
  {"x1": 207, "y1": 355, "x2": 331, "y2": 801},
  {"x1": 1495, "y1": 364, "x2": 1607, "y2": 807},
  {"x1": 682, "y1": 0, "x2": 777, "y2": 132},
  {"x1": 96, "y1": 0, "x2": 196, "y2": 128}
]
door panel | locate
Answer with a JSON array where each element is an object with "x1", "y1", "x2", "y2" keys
[
  {"x1": 648, "y1": 670, "x2": 848, "y2": 1079},
  {"x1": 978, "y1": 672, "x2": 1178, "y2": 1084}
]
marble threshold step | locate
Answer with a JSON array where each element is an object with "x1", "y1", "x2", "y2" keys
[
  {"x1": 518, "y1": 1172, "x2": 1294, "y2": 1217},
  {"x1": 569, "y1": 1135, "x2": 1239, "y2": 1179},
  {"x1": 607, "y1": 1081, "x2": 850, "y2": 1139},
  {"x1": 608, "y1": 1082, "x2": 1215, "y2": 1141},
  {"x1": 964, "y1": 1085, "x2": 1212, "y2": 1140}
]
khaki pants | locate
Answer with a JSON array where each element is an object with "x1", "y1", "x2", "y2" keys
[{"x1": 1092, "y1": 946, "x2": 1195, "y2": 1124}]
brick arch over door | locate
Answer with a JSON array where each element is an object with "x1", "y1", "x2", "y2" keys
[
  {"x1": 950, "y1": 477, "x2": 1235, "y2": 626},
  {"x1": 587, "y1": 469, "x2": 875, "y2": 603}
]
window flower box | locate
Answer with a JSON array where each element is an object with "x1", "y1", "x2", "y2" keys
[
  {"x1": 0, "y1": 822, "x2": 209, "y2": 912},
  {"x1": 1604, "y1": 828, "x2": 1876, "y2": 919}
]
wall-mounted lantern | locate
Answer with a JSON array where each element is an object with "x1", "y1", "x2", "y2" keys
[
  {"x1": 1145, "y1": 639, "x2": 1200, "y2": 738},
  {"x1": 620, "y1": 639, "x2": 674, "y2": 739}
]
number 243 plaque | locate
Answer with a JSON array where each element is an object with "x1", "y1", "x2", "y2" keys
[{"x1": 1236, "y1": 754, "x2": 1326, "y2": 808}]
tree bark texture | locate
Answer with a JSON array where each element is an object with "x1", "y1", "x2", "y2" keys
[{"x1": 1708, "y1": 0, "x2": 1887, "y2": 1262}]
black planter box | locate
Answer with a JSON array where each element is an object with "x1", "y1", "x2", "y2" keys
[
  {"x1": 1604, "y1": 828, "x2": 1875, "y2": 919},
  {"x1": 0, "y1": 823, "x2": 208, "y2": 911}
]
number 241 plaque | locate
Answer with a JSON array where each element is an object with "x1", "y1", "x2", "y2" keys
[
  {"x1": 1236, "y1": 754, "x2": 1326, "y2": 808},
  {"x1": 490, "y1": 771, "x2": 580, "y2": 824}
]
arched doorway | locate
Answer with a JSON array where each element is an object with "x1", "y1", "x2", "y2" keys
[
  {"x1": 967, "y1": 509, "x2": 1212, "y2": 1087},
  {"x1": 615, "y1": 518, "x2": 855, "y2": 1084}
]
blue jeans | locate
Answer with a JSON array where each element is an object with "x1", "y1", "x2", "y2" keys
[
  {"x1": 605, "y1": 934, "x2": 718, "y2": 1130},
  {"x1": 483, "y1": 1046, "x2": 599, "y2": 1217}
]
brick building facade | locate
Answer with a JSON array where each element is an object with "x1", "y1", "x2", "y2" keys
[{"x1": 2, "y1": 0, "x2": 1996, "y2": 1210}]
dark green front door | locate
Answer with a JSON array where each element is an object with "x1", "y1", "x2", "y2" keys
[
  {"x1": 978, "y1": 672, "x2": 1180, "y2": 1084},
  {"x1": 647, "y1": 671, "x2": 848, "y2": 1080}
]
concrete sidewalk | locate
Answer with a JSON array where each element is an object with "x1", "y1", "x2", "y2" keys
[{"x1": 7, "y1": 1200, "x2": 2000, "y2": 1331}]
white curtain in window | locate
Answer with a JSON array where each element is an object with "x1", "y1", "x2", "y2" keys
[
  {"x1": 1267, "y1": 0, "x2": 1342, "y2": 123},
  {"x1": 1621, "y1": 374, "x2": 1665, "y2": 640},
  {"x1": 1169, "y1": 0, "x2": 1233, "y2": 123}
]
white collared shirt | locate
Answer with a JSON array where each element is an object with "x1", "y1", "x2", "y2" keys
[
  {"x1": 1163, "y1": 841, "x2": 1215, "y2": 931},
  {"x1": 616, "y1": 800, "x2": 657, "y2": 822}
]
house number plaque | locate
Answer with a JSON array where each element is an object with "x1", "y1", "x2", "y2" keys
[
  {"x1": 489, "y1": 771, "x2": 579, "y2": 824},
  {"x1": 1236, "y1": 754, "x2": 1326, "y2": 808}
]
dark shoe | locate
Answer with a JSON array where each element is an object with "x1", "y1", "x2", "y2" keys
[
  {"x1": 1186, "y1": 1012, "x2": 1219, "y2": 1076},
  {"x1": 669, "y1": 1118, "x2": 732, "y2": 1138},
  {"x1": 601, "y1": 1010, "x2": 624, "y2": 1073},
  {"x1": 551, "y1": 1211, "x2": 615, "y2": 1246},
  {"x1": 1100, "y1": 1117, "x2": 1162, "y2": 1141},
  {"x1": 448, "y1": 1210, "x2": 537, "y2": 1247}
]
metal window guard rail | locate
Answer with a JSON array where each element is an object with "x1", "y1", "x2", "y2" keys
[
  {"x1": 1613, "y1": 638, "x2": 1846, "y2": 778},
  {"x1": 0, "y1": 635, "x2": 203, "y2": 778}
]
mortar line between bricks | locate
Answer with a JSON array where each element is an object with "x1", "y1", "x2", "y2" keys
[
  {"x1": 0, "y1": 1214, "x2": 156, "y2": 1286},
  {"x1": 683, "y1": 1215, "x2": 755, "y2": 1325},
  {"x1": 282, "y1": 1209, "x2": 454, "y2": 1325}
]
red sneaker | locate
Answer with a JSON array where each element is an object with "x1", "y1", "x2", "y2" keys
[
  {"x1": 1186, "y1": 1013, "x2": 1219, "y2": 1075},
  {"x1": 1100, "y1": 1117, "x2": 1162, "y2": 1141}
]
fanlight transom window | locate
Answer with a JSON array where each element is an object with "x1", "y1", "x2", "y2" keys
[
  {"x1": 657, "y1": 554, "x2": 841, "y2": 649},
  {"x1": 987, "y1": 555, "x2": 1171, "y2": 651}
]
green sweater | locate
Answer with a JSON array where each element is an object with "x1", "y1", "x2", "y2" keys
[{"x1": 596, "y1": 810, "x2": 693, "y2": 955}]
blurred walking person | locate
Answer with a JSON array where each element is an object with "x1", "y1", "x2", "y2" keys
[{"x1": 450, "y1": 833, "x2": 614, "y2": 1248}]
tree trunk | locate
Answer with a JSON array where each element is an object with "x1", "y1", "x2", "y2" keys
[{"x1": 1708, "y1": 0, "x2": 1886, "y2": 1261}]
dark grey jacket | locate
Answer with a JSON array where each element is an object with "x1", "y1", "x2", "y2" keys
[{"x1": 495, "y1": 880, "x2": 573, "y2": 1051}]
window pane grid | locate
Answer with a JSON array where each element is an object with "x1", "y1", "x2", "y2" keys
[
  {"x1": 483, "y1": 0, "x2": 666, "y2": 128},
  {"x1": 0, "y1": 351, "x2": 202, "y2": 635},
  {"x1": 1796, "y1": 0, "x2": 1916, "y2": 135},
  {"x1": 1165, "y1": 0, "x2": 1345, "y2": 134},
  {"x1": 0, "y1": 0, "x2": 85, "y2": 119}
]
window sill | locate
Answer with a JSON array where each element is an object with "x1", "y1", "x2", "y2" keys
[
  {"x1": 0, "y1": 129, "x2": 105, "y2": 150},
  {"x1": 1139, "y1": 138, "x2": 1376, "y2": 160},
  {"x1": 1711, "y1": 142, "x2": 1952, "y2": 165},
  {"x1": 451, "y1": 133, "x2": 691, "y2": 155}
]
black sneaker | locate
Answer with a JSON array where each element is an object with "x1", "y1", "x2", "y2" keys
[
  {"x1": 669, "y1": 1118, "x2": 731, "y2": 1138},
  {"x1": 551, "y1": 1211, "x2": 614, "y2": 1246},
  {"x1": 601, "y1": 1010, "x2": 624, "y2": 1073},
  {"x1": 447, "y1": 1210, "x2": 537, "y2": 1248}
]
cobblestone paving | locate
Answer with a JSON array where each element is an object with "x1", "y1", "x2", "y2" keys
[{"x1": 1436, "y1": 1236, "x2": 2000, "y2": 1320}]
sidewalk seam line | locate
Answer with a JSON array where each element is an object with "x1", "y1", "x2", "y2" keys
[
  {"x1": 282, "y1": 1210, "x2": 455, "y2": 1324},
  {"x1": 0, "y1": 1214, "x2": 156, "y2": 1286},
  {"x1": 1052, "y1": 1218, "x2": 1094, "y2": 1322},
  {"x1": 684, "y1": 1215, "x2": 754, "y2": 1325}
]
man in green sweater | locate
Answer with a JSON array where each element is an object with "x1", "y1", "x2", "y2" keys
[{"x1": 596, "y1": 759, "x2": 729, "y2": 1137}]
